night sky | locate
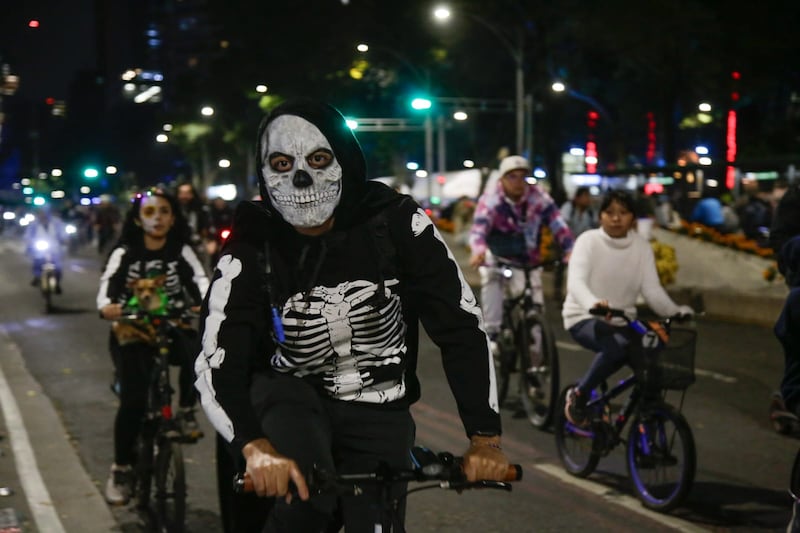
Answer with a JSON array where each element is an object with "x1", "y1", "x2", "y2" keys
[{"x1": 0, "y1": 0, "x2": 96, "y2": 100}]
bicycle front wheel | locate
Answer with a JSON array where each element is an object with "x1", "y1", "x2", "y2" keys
[
  {"x1": 626, "y1": 404, "x2": 696, "y2": 512},
  {"x1": 554, "y1": 385, "x2": 599, "y2": 477},
  {"x1": 155, "y1": 439, "x2": 186, "y2": 533},
  {"x1": 518, "y1": 314, "x2": 560, "y2": 429},
  {"x1": 134, "y1": 428, "x2": 155, "y2": 510}
]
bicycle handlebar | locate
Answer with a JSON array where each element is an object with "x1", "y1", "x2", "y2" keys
[
  {"x1": 232, "y1": 450, "x2": 522, "y2": 496},
  {"x1": 588, "y1": 306, "x2": 692, "y2": 324}
]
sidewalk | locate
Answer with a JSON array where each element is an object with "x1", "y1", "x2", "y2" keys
[{"x1": 441, "y1": 228, "x2": 787, "y2": 329}]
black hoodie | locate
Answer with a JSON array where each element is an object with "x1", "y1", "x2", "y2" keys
[{"x1": 195, "y1": 99, "x2": 500, "y2": 452}]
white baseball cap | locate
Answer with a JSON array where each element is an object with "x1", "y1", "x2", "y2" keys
[{"x1": 498, "y1": 155, "x2": 531, "y2": 177}]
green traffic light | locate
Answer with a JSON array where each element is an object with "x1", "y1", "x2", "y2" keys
[{"x1": 410, "y1": 97, "x2": 432, "y2": 110}]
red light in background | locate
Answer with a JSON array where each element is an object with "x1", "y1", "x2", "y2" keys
[
  {"x1": 645, "y1": 112, "x2": 656, "y2": 164},
  {"x1": 45, "y1": 97, "x2": 55, "y2": 105},
  {"x1": 643, "y1": 183, "x2": 664, "y2": 195},
  {"x1": 585, "y1": 141, "x2": 598, "y2": 174},
  {"x1": 436, "y1": 175, "x2": 446, "y2": 185},
  {"x1": 28, "y1": 20, "x2": 40, "y2": 28},
  {"x1": 220, "y1": 229, "x2": 231, "y2": 240},
  {"x1": 731, "y1": 71, "x2": 741, "y2": 80}
]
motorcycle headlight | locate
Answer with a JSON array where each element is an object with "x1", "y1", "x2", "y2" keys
[
  {"x1": 34, "y1": 240, "x2": 50, "y2": 251},
  {"x1": 65, "y1": 224, "x2": 77, "y2": 234},
  {"x1": 502, "y1": 267, "x2": 514, "y2": 279}
]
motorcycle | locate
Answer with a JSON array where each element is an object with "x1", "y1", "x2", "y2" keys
[{"x1": 32, "y1": 239, "x2": 60, "y2": 313}]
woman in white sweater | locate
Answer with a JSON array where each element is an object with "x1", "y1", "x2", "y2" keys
[{"x1": 562, "y1": 189, "x2": 693, "y2": 426}]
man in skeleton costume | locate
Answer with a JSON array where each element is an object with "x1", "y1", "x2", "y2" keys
[{"x1": 195, "y1": 99, "x2": 507, "y2": 532}]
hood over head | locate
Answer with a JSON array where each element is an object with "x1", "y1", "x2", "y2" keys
[{"x1": 256, "y1": 98, "x2": 372, "y2": 230}]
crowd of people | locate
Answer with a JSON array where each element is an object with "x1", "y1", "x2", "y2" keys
[{"x1": 12, "y1": 96, "x2": 797, "y2": 531}]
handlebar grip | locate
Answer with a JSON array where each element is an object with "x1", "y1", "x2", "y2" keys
[
  {"x1": 234, "y1": 472, "x2": 253, "y2": 494},
  {"x1": 589, "y1": 306, "x2": 625, "y2": 318},
  {"x1": 505, "y1": 464, "x2": 523, "y2": 481}
]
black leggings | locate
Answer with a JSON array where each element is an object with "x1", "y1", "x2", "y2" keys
[
  {"x1": 113, "y1": 329, "x2": 198, "y2": 465},
  {"x1": 233, "y1": 374, "x2": 416, "y2": 533}
]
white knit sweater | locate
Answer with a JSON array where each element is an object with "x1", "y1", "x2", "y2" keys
[{"x1": 562, "y1": 228, "x2": 681, "y2": 330}]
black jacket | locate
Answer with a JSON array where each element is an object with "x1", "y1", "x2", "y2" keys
[{"x1": 195, "y1": 99, "x2": 500, "y2": 452}]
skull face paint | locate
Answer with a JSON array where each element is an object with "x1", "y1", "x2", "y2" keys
[
  {"x1": 261, "y1": 115, "x2": 343, "y2": 228},
  {"x1": 138, "y1": 195, "x2": 175, "y2": 237}
]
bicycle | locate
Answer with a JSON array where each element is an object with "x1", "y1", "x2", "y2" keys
[
  {"x1": 117, "y1": 303, "x2": 199, "y2": 533},
  {"x1": 233, "y1": 446, "x2": 522, "y2": 533},
  {"x1": 554, "y1": 306, "x2": 697, "y2": 512},
  {"x1": 492, "y1": 260, "x2": 560, "y2": 429}
]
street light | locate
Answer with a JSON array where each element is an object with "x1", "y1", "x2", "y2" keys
[{"x1": 433, "y1": 4, "x2": 526, "y2": 155}]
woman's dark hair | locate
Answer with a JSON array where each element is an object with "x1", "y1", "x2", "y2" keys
[
  {"x1": 176, "y1": 181, "x2": 204, "y2": 210},
  {"x1": 599, "y1": 189, "x2": 636, "y2": 214},
  {"x1": 116, "y1": 188, "x2": 192, "y2": 248}
]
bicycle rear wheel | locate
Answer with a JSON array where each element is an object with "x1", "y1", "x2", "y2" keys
[
  {"x1": 554, "y1": 385, "x2": 599, "y2": 477},
  {"x1": 495, "y1": 325, "x2": 515, "y2": 408},
  {"x1": 518, "y1": 314, "x2": 559, "y2": 429},
  {"x1": 155, "y1": 439, "x2": 186, "y2": 532},
  {"x1": 626, "y1": 404, "x2": 696, "y2": 512}
]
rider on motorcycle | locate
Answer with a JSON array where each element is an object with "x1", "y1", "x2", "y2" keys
[{"x1": 24, "y1": 205, "x2": 66, "y2": 293}]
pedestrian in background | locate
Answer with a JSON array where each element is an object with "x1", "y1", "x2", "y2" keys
[
  {"x1": 176, "y1": 181, "x2": 212, "y2": 268},
  {"x1": 554, "y1": 186, "x2": 597, "y2": 302}
]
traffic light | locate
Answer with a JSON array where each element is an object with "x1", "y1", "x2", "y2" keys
[
  {"x1": 410, "y1": 97, "x2": 432, "y2": 110},
  {"x1": 83, "y1": 167, "x2": 99, "y2": 179}
]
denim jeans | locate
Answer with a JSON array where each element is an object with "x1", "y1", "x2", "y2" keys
[{"x1": 568, "y1": 318, "x2": 633, "y2": 394}]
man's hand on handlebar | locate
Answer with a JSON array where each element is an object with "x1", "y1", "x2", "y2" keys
[
  {"x1": 462, "y1": 435, "x2": 510, "y2": 483},
  {"x1": 242, "y1": 438, "x2": 309, "y2": 503}
]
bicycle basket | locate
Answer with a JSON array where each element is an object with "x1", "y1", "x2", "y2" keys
[{"x1": 640, "y1": 328, "x2": 697, "y2": 391}]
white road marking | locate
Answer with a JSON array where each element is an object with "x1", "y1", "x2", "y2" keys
[
  {"x1": 535, "y1": 463, "x2": 708, "y2": 532},
  {"x1": 0, "y1": 352, "x2": 66, "y2": 532}
]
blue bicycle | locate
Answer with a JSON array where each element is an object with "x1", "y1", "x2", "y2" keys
[{"x1": 554, "y1": 306, "x2": 697, "y2": 512}]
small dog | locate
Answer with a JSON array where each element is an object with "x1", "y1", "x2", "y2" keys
[{"x1": 112, "y1": 275, "x2": 167, "y2": 346}]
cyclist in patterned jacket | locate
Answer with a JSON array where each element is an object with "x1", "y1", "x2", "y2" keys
[
  {"x1": 195, "y1": 98, "x2": 509, "y2": 532},
  {"x1": 468, "y1": 155, "x2": 574, "y2": 355}
]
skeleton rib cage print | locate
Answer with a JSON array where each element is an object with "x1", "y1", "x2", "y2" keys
[{"x1": 271, "y1": 278, "x2": 407, "y2": 403}]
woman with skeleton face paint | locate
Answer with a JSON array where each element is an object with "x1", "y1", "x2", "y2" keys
[
  {"x1": 97, "y1": 189, "x2": 210, "y2": 506},
  {"x1": 196, "y1": 99, "x2": 509, "y2": 532}
]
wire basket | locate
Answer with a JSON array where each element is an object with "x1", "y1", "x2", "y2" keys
[{"x1": 639, "y1": 328, "x2": 697, "y2": 391}]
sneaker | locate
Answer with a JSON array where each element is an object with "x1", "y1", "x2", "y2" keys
[
  {"x1": 104, "y1": 463, "x2": 132, "y2": 505},
  {"x1": 564, "y1": 387, "x2": 588, "y2": 427},
  {"x1": 179, "y1": 408, "x2": 204, "y2": 441}
]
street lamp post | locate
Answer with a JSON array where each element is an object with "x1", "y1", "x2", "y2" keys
[{"x1": 433, "y1": 6, "x2": 526, "y2": 156}]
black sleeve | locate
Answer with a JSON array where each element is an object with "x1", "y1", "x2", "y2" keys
[
  {"x1": 194, "y1": 242, "x2": 270, "y2": 452},
  {"x1": 97, "y1": 246, "x2": 131, "y2": 309},
  {"x1": 391, "y1": 200, "x2": 502, "y2": 437},
  {"x1": 771, "y1": 186, "x2": 800, "y2": 271}
]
